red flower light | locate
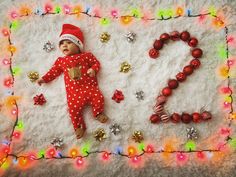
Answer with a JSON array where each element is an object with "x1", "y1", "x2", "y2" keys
[{"x1": 4, "y1": 77, "x2": 13, "y2": 88}]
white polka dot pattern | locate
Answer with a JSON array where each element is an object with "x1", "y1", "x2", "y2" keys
[{"x1": 41, "y1": 52, "x2": 105, "y2": 131}]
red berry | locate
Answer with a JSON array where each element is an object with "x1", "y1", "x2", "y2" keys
[
  {"x1": 153, "y1": 40, "x2": 164, "y2": 50},
  {"x1": 201, "y1": 111, "x2": 212, "y2": 121},
  {"x1": 170, "y1": 31, "x2": 180, "y2": 41},
  {"x1": 176, "y1": 72, "x2": 186, "y2": 82},
  {"x1": 150, "y1": 114, "x2": 161, "y2": 124},
  {"x1": 171, "y1": 113, "x2": 181, "y2": 123},
  {"x1": 181, "y1": 113, "x2": 192, "y2": 123},
  {"x1": 149, "y1": 48, "x2": 159, "y2": 59},
  {"x1": 192, "y1": 112, "x2": 202, "y2": 123},
  {"x1": 168, "y1": 79, "x2": 179, "y2": 89},
  {"x1": 190, "y1": 59, "x2": 201, "y2": 69},
  {"x1": 180, "y1": 31, "x2": 190, "y2": 41},
  {"x1": 160, "y1": 33, "x2": 170, "y2": 41},
  {"x1": 162, "y1": 87, "x2": 172, "y2": 96},
  {"x1": 192, "y1": 48, "x2": 203, "y2": 58},
  {"x1": 188, "y1": 38, "x2": 198, "y2": 47},
  {"x1": 183, "y1": 65, "x2": 194, "y2": 75}
]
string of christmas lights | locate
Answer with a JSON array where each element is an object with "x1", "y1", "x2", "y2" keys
[{"x1": 0, "y1": 3, "x2": 235, "y2": 172}]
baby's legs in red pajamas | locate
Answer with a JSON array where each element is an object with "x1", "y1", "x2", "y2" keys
[
  {"x1": 90, "y1": 87, "x2": 104, "y2": 117},
  {"x1": 67, "y1": 86, "x2": 105, "y2": 131},
  {"x1": 68, "y1": 92, "x2": 87, "y2": 131}
]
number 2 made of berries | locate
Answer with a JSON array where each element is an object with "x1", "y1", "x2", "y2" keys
[{"x1": 149, "y1": 31, "x2": 212, "y2": 124}]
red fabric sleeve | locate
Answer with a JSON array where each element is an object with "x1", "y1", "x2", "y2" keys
[
  {"x1": 42, "y1": 58, "x2": 63, "y2": 83},
  {"x1": 87, "y1": 52, "x2": 100, "y2": 73}
]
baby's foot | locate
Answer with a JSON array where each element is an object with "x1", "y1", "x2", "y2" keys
[
  {"x1": 75, "y1": 127, "x2": 85, "y2": 139},
  {"x1": 96, "y1": 113, "x2": 109, "y2": 123}
]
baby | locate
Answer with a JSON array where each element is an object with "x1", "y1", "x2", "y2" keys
[{"x1": 37, "y1": 24, "x2": 109, "y2": 139}]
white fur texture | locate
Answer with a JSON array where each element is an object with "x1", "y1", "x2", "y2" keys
[{"x1": 0, "y1": 0, "x2": 236, "y2": 177}]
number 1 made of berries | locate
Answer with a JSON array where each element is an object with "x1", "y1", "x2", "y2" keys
[{"x1": 149, "y1": 31, "x2": 212, "y2": 124}]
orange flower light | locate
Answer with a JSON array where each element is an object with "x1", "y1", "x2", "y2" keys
[
  {"x1": 127, "y1": 146, "x2": 137, "y2": 156},
  {"x1": 120, "y1": 16, "x2": 132, "y2": 25},
  {"x1": 5, "y1": 96, "x2": 20, "y2": 108},
  {"x1": 73, "y1": 5, "x2": 82, "y2": 14},
  {"x1": 20, "y1": 6, "x2": 32, "y2": 16},
  {"x1": 212, "y1": 17, "x2": 226, "y2": 30},
  {"x1": 8, "y1": 45, "x2": 16, "y2": 53},
  {"x1": 230, "y1": 113, "x2": 236, "y2": 119},
  {"x1": 176, "y1": 7, "x2": 184, "y2": 16}
]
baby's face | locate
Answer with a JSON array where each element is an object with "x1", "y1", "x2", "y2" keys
[{"x1": 59, "y1": 40, "x2": 80, "y2": 56}]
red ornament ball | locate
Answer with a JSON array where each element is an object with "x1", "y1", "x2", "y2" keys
[
  {"x1": 183, "y1": 65, "x2": 194, "y2": 75},
  {"x1": 168, "y1": 79, "x2": 179, "y2": 89},
  {"x1": 171, "y1": 113, "x2": 181, "y2": 123},
  {"x1": 181, "y1": 113, "x2": 192, "y2": 123},
  {"x1": 190, "y1": 59, "x2": 201, "y2": 69},
  {"x1": 192, "y1": 48, "x2": 203, "y2": 58},
  {"x1": 180, "y1": 31, "x2": 190, "y2": 41},
  {"x1": 149, "y1": 48, "x2": 159, "y2": 59},
  {"x1": 192, "y1": 112, "x2": 202, "y2": 123},
  {"x1": 176, "y1": 72, "x2": 186, "y2": 82},
  {"x1": 150, "y1": 114, "x2": 161, "y2": 124},
  {"x1": 160, "y1": 33, "x2": 170, "y2": 42},
  {"x1": 156, "y1": 95, "x2": 167, "y2": 105},
  {"x1": 188, "y1": 38, "x2": 198, "y2": 47},
  {"x1": 201, "y1": 111, "x2": 212, "y2": 121},
  {"x1": 162, "y1": 87, "x2": 172, "y2": 96},
  {"x1": 153, "y1": 39, "x2": 164, "y2": 50},
  {"x1": 170, "y1": 31, "x2": 180, "y2": 41}
]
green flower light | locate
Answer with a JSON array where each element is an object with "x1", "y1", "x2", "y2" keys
[
  {"x1": 229, "y1": 138, "x2": 236, "y2": 149},
  {"x1": 55, "y1": 6, "x2": 61, "y2": 14},
  {"x1": 157, "y1": 9, "x2": 165, "y2": 18},
  {"x1": 100, "y1": 18, "x2": 110, "y2": 26},
  {"x1": 138, "y1": 143, "x2": 145, "y2": 151},
  {"x1": 12, "y1": 66, "x2": 22, "y2": 76},
  {"x1": 185, "y1": 140, "x2": 196, "y2": 151},
  {"x1": 16, "y1": 120, "x2": 24, "y2": 130},
  {"x1": 10, "y1": 20, "x2": 20, "y2": 30},
  {"x1": 131, "y1": 8, "x2": 141, "y2": 18},
  {"x1": 81, "y1": 143, "x2": 90, "y2": 156}
]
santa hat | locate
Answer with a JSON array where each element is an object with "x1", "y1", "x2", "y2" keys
[{"x1": 59, "y1": 24, "x2": 84, "y2": 51}]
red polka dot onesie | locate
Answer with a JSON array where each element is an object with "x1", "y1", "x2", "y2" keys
[{"x1": 42, "y1": 52, "x2": 104, "y2": 132}]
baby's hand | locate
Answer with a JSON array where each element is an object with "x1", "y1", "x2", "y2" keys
[
  {"x1": 37, "y1": 78, "x2": 45, "y2": 86},
  {"x1": 87, "y1": 68, "x2": 96, "y2": 77}
]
